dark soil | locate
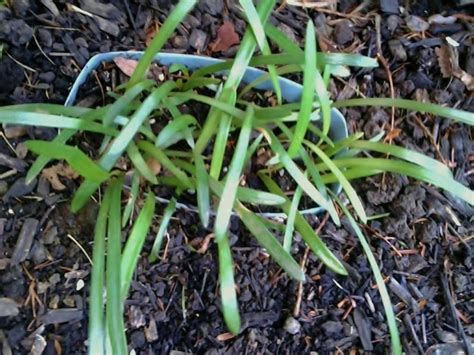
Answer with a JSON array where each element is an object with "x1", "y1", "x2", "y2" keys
[{"x1": 1, "y1": 1, "x2": 473, "y2": 354}]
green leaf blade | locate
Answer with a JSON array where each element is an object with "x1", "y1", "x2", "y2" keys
[
  {"x1": 235, "y1": 201, "x2": 305, "y2": 281},
  {"x1": 121, "y1": 191, "x2": 156, "y2": 300},
  {"x1": 214, "y1": 108, "x2": 253, "y2": 240}
]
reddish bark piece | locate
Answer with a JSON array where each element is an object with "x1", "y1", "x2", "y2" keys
[{"x1": 211, "y1": 21, "x2": 240, "y2": 52}]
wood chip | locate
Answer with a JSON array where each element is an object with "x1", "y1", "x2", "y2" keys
[{"x1": 11, "y1": 218, "x2": 39, "y2": 264}]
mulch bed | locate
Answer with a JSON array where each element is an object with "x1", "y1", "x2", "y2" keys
[{"x1": 1, "y1": 0, "x2": 473, "y2": 354}]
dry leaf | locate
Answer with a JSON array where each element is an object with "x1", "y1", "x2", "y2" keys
[
  {"x1": 196, "y1": 233, "x2": 214, "y2": 254},
  {"x1": 113, "y1": 57, "x2": 138, "y2": 77},
  {"x1": 435, "y1": 43, "x2": 474, "y2": 91},
  {"x1": 211, "y1": 21, "x2": 240, "y2": 52},
  {"x1": 216, "y1": 332, "x2": 236, "y2": 342},
  {"x1": 435, "y1": 45, "x2": 453, "y2": 78},
  {"x1": 42, "y1": 163, "x2": 79, "y2": 191},
  {"x1": 145, "y1": 20, "x2": 160, "y2": 46}
]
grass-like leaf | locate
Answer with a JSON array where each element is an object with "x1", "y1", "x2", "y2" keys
[
  {"x1": 283, "y1": 186, "x2": 302, "y2": 252},
  {"x1": 234, "y1": 201, "x2": 305, "y2": 281},
  {"x1": 127, "y1": 0, "x2": 197, "y2": 88},
  {"x1": 155, "y1": 114, "x2": 198, "y2": 148},
  {"x1": 26, "y1": 81, "x2": 151, "y2": 184},
  {"x1": 259, "y1": 173, "x2": 347, "y2": 275},
  {"x1": 26, "y1": 141, "x2": 109, "y2": 182},
  {"x1": 121, "y1": 191, "x2": 156, "y2": 300},
  {"x1": 265, "y1": 130, "x2": 340, "y2": 225},
  {"x1": 334, "y1": 98, "x2": 474, "y2": 126},
  {"x1": 138, "y1": 141, "x2": 193, "y2": 189},
  {"x1": 171, "y1": 91, "x2": 245, "y2": 120},
  {"x1": 347, "y1": 140, "x2": 453, "y2": 178},
  {"x1": 240, "y1": 0, "x2": 282, "y2": 104},
  {"x1": 0, "y1": 103, "x2": 91, "y2": 116},
  {"x1": 122, "y1": 171, "x2": 140, "y2": 227},
  {"x1": 277, "y1": 122, "x2": 328, "y2": 197},
  {"x1": 88, "y1": 185, "x2": 112, "y2": 355},
  {"x1": 215, "y1": 107, "x2": 253, "y2": 239},
  {"x1": 71, "y1": 82, "x2": 175, "y2": 212},
  {"x1": 149, "y1": 191, "x2": 179, "y2": 262},
  {"x1": 104, "y1": 80, "x2": 155, "y2": 126},
  {"x1": 216, "y1": 232, "x2": 241, "y2": 334},
  {"x1": 333, "y1": 193, "x2": 401, "y2": 355},
  {"x1": 106, "y1": 177, "x2": 127, "y2": 355},
  {"x1": 304, "y1": 140, "x2": 367, "y2": 223},
  {"x1": 191, "y1": 52, "x2": 378, "y2": 79},
  {"x1": 194, "y1": 150, "x2": 210, "y2": 228},
  {"x1": 0, "y1": 111, "x2": 118, "y2": 135},
  {"x1": 287, "y1": 21, "x2": 317, "y2": 157},
  {"x1": 209, "y1": 177, "x2": 286, "y2": 206},
  {"x1": 194, "y1": 0, "x2": 276, "y2": 166},
  {"x1": 126, "y1": 143, "x2": 158, "y2": 184},
  {"x1": 322, "y1": 158, "x2": 474, "y2": 204}
]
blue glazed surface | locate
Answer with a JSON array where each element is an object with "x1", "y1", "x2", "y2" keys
[{"x1": 66, "y1": 51, "x2": 348, "y2": 217}]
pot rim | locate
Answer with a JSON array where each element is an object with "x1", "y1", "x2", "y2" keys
[{"x1": 66, "y1": 51, "x2": 348, "y2": 218}]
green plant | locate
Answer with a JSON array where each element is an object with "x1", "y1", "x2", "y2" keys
[{"x1": 1, "y1": 1, "x2": 473, "y2": 353}]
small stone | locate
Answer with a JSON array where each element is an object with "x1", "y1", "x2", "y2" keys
[
  {"x1": 76, "y1": 279, "x2": 85, "y2": 291},
  {"x1": 0, "y1": 19, "x2": 33, "y2": 46},
  {"x1": 144, "y1": 320, "x2": 159, "y2": 342},
  {"x1": 74, "y1": 37, "x2": 88, "y2": 48},
  {"x1": 387, "y1": 15, "x2": 401, "y2": 32},
  {"x1": 63, "y1": 296, "x2": 75, "y2": 307},
  {"x1": 2, "y1": 124, "x2": 27, "y2": 139},
  {"x1": 0, "y1": 7, "x2": 11, "y2": 22},
  {"x1": 171, "y1": 35, "x2": 189, "y2": 49},
  {"x1": 15, "y1": 142, "x2": 28, "y2": 159},
  {"x1": 0, "y1": 298, "x2": 19, "y2": 317},
  {"x1": 11, "y1": 0, "x2": 30, "y2": 16},
  {"x1": 388, "y1": 39, "x2": 407, "y2": 61},
  {"x1": 198, "y1": 0, "x2": 224, "y2": 16},
  {"x1": 128, "y1": 305, "x2": 146, "y2": 329},
  {"x1": 39, "y1": 71, "x2": 55, "y2": 83},
  {"x1": 283, "y1": 317, "x2": 301, "y2": 335},
  {"x1": 130, "y1": 330, "x2": 146, "y2": 348},
  {"x1": 31, "y1": 241, "x2": 49, "y2": 264},
  {"x1": 48, "y1": 295, "x2": 59, "y2": 309},
  {"x1": 37, "y1": 282, "x2": 49, "y2": 294},
  {"x1": 48, "y1": 273, "x2": 60, "y2": 285},
  {"x1": 30, "y1": 334, "x2": 47, "y2": 355},
  {"x1": 406, "y1": 15, "x2": 429, "y2": 32},
  {"x1": 321, "y1": 320, "x2": 343, "y2": 336},
  {"x1": 189, "y1": 28, "x2": 208, "y2": 52},
  {"x1": 0, "y1": 181, "x2": 8, "y2": 196},
  {"x1": 37, "y1": 28, "x2": 53, "y2": 48},
  {"x1": 380, "y1": 0, "x2": 399, "y2": 14},
  {"x1": 412, "y1": 71, "x2": 433, "y2": 89},
  {"x1": 436, "y1": 329, "x2": 459, "y2": 343},
  {"x1": 334, "y1": 20, "x2": 354, "y2": 45},
  {"x1": 43, "y1": 227, "x2": 58, "y2": 245}
]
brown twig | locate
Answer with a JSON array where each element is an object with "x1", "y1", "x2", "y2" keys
[{"x1": 412, "y1": 114, "x2": 449, "y2": 166}]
